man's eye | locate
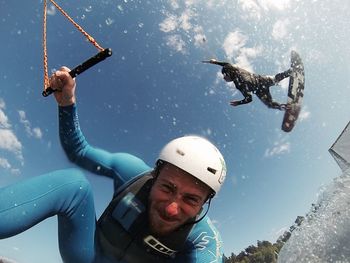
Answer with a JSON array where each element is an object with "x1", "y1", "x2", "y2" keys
[
  {"x1": 160, "y1": 184, "x2": 173, "y2": 193},
  {"x1": 184, "y1": 196, "x2": 201, "y2": 206}
]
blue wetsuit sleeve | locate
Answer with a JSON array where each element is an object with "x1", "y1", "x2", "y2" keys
[
  {"x1": 58, "y1": 104, "x2": 151, "y2": 187},
  {"x1": 175, "y1": 216, "x2": 224, "y2": 263}
]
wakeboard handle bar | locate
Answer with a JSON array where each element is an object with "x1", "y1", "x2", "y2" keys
[{"x1": 42, "y1": 48, "x2": 113, "y2": 97}]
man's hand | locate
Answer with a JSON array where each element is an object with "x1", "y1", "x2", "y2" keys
[
  {"x1": 230, "y1": 101, "x2": 240, "y2": 107},
  {"x1": 49, "y1": 67, "x2": 76, "y2": 107},
  {"x1": 202, "y1": 58, "x2": 218, "y2": 64}
]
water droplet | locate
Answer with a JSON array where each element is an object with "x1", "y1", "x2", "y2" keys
[
  {"x1": 84, "y1": 6, "x2": 92, "y2": 12},
  {"x1": 105, "y1": 18, "x2": 114, "y2": 26}
]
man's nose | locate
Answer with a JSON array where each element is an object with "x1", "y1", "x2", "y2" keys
[{"x1": 165, "y1": 202, "x2": 179, "y2": 217}]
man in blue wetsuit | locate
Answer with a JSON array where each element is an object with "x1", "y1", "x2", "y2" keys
[
  {"x1": 0, "y1": 67, "x2": 227, "y2": 263},
  {"x1": 203, "y1": 59, "x2": 292, "y2": 110}
]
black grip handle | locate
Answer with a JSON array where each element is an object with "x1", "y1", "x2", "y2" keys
[{"x1": 42, "y1": 48, "x2": 112, "y2": 97}]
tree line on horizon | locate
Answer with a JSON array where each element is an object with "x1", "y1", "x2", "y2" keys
[
  {"x1": 223, "y1": 215, "x2": 305, "y2": 263},
  {"x1": 224, "y1": 202, "x2": 324, "y2": 263}
]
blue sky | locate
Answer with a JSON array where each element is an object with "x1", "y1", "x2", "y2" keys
[{"x1": 1, "y1": 0, "x2": 350, "y2": 262}]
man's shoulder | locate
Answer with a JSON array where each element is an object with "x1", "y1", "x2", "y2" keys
[
  {"x1": 187, "y1": 216, "x2": 222, "y2": 246},
  {"x1": 223, "y1": 63, "x2": 235, "y2": 70},
  {"x1": 181, "y1": 216, "x2": 224, "y2": 261}
]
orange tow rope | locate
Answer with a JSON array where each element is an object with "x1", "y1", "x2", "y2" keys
[{"x1": 42, "y1": 0, "x2": 104, "y2": 91}]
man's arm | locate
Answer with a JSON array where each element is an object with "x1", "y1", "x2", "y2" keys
[
  {"x1": 230, "y1": 95, "x2": 253, "y2": 107},
  {"x1": 59, "y1": 104, "x2": 150, "y2": 182},
  {"x1": 230, "y1": 92, "x2": 253, "y2": 107},
  {"x1": 202, "y1": 59, "x2": 230, "y2": 67},
  {"x1": 51, "y1": 67, "x2": 151, "y2": 186}
]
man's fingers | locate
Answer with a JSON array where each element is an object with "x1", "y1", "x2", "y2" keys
[
  {"x1": 60, "y1": 66, "x2": 71, "y2": 72},
  {"x1": 49, "y1": 72, "x2": 67, "y2": 90}
]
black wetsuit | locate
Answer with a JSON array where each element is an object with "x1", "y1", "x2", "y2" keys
[{"x1": 214, "y1": 62, "x2": 291, "y2": 109}]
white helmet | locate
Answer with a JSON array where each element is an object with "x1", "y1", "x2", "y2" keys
[{"x1": 157, "y1": 136, "x2": 227, "y2": 194}]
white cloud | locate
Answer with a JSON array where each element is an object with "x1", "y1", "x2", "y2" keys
[
  {"x1": 238, "y1": 0, "x2": 262, "y2": 20},
  {"x1": 0, "y1": 98, "x2": 5, "y2": 108},
  {"x1": 264, "y1": 141, "x2": 291, "y2": 157},
  {"x1": 32, "y1": 127, "x2": 43, "y2": 138},
  {"x1": 159, "y1": 8, "x2": 200, "y2": 32},
  {"x1": 0, "y1": 98, "x2": 27, "y2": 174},
  {"x1": 160, "y1": 0, "x2": 292, "y2": 55},
  {"x1": 223, "y1": 31, "x2": 248, "y2": 59},
  {"x1": 18, "y1": 110, "x2": 43, "y2": 139},
  {"x1": 193, "y1": 25, "x2": 206, "y2": 47},
  {"x1": 0, "y1": 99, "x2": 10, "y2": 129},
  {"x1": 165, "y1": 35, "x2": 187, "y2": 54},
  {"x1": 159, "y1": 13, "x2": 178, "y2": 33},
  {"x1": 222, "y1": 31, "x2": 263, "y2": 72},
  {"x1": 298, "y1": 107, "x2": 311, "y2": 122},
  {"x1": 0, "y1": 157, "x2": 11, "y2": 169},
  {"x1": 0, "y1": 101, "x2": 44, "y2": 174},
  {"x1": 237, "y1": 47, "x2": 263, "y2": 72},
  {"x1": 194, "y1": 33, "x2": 206, "y2": 47},
  {"x1": 0, "y1": 129, "x2": 23, "y2": 159},
  {"x1": 169, "y1": 0, "x2": 180, "y2": 9},
  {"x1": 178, "y1": 9, "x2": 194, "y2": 32},
  {"x1": 238, "y1": 0, "x2": 291, "y2": 20},
  {"x1": 159, "y1": 2, "x2": 206, "y2": 54},
  {"x1": 10, "y1": 168, "x2": 21, "y2": 176},
  {"x1": 0, "y1": 110, "x2": 10, "y2": 129},
  {"x1": 258, "y1": 0, "x2": 291, "y2": 11},
  {"x1": 0, "y1": 100, "x2": 23, "y2": 160},
  {"x1": 272, "y1": 19, "x2": 290, "y2": 40}
]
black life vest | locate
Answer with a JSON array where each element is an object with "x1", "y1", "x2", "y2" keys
[{"x1": 96, "y1": 172, "x2": 195, "y2": 263}]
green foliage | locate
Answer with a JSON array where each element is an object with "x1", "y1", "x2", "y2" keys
[
  {"x1": 224, "y1": 215, "x2": 306, "y2": 263},
  {"x1": 224, "y1": 240, "x2": 279, "y2": 263}
]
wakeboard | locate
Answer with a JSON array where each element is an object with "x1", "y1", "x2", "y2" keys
[{"x1": 281, "y1": 50, "x2": 305, "y2": 132}]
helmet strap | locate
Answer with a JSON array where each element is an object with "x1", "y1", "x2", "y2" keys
[{"x1": 183, "y1": 197, "x2": 213, "y2": 226}]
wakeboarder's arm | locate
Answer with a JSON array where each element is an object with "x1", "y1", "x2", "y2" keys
[
  {"x1": 230, "y1": 87, "x2": 253, "y2": 107},
  {"x1": 202, "y1": 59, "x2": 230, "y2": 67},
  {"x1": 230, "y1": 96, "x2": 253, "y2": 106},
  {"x1": 50, "y1": 67, "x2": 151, "y2": 186}
]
